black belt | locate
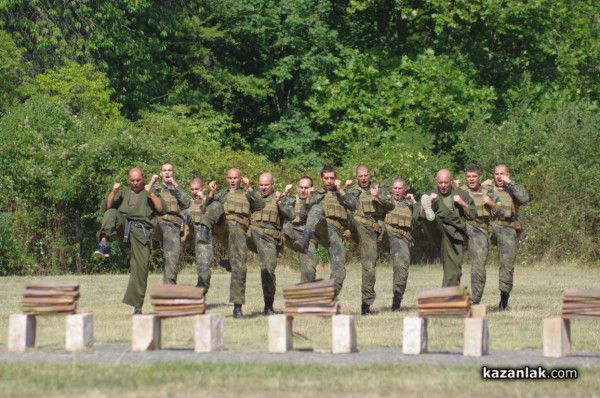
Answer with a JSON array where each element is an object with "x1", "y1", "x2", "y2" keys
[{"x1": 124, "y1": 221, "x2": 151, "y2": 243}]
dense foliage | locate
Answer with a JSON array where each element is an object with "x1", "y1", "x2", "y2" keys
[{"x1": 0, "y1": 0, "x2": 598, "y2": 273}]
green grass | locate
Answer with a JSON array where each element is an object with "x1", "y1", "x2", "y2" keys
[{"x1": 0, "y1": 258, "x2": 599, "y2": 397}]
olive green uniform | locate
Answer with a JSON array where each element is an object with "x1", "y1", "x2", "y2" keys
[
  {"x1": 347, "y1": 184, "x2": 395, "y2": 306},
  {"x1": 419, "y1": 187, "x2": 477, "y2": 287},
  {"x1": 187, "y1": 198, "x2": 214, "y2": 291},
  {"x1": 247, "y1": 193, "x2": 295, "y2": 305},
  {"x1": 154, "y1": 184, "x2": 191, "y2": 285},
  {"x1": 201, "y1": 188, "x2": 265, "y2": 305},
  {"x1": 97, "y1": 189, "x2": 166, "y2": 308},
  {"x1": 282, "y1": 195, "x2": 318, "y2": 282},
  {"x1": 304, "y1": 188, "x2": 358, "y2": 295}
]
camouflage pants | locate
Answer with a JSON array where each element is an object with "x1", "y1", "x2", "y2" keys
[
  {"x1": 422, "y1": 218, "x2": 464, "y2": 287},
  {"x1": 491, "y1": 223, "x2": 518, "y2": 294},
  {"x1": 226, "y1": 220, "x2": 249, "y2": 305},
  {"x1": 158, "y1": 220, "x2": 182, "y2": 285},
  {"x1": 250, "y1": 229, "x2": 279, "y2": 302},
  {"x1": 282, "y1": 222, "x2": 318, "y2": 282},
  {"x1": 355, "y1": 221, "x2": 380, "y2": 305},
  {"x1": 98, "y1": 209, "x2": 152, "y2": 308},
  {"x1": 467, "y1": 223, "x2": 490, "y2": 304},
  {"x1": 194, "y1": 224, "x2": 214, "y2": 291},
  {"x1": 386, "y1": 227, "x2": 411, "y2": 301}
]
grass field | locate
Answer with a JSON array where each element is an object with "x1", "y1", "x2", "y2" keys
[{"x1": 0, "y1": 258, "x2": 599, "y2": 397}]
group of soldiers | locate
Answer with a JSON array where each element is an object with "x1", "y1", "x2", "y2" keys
[{"x1": 94, "y1": 163, "x2": 529, "y2": 318}]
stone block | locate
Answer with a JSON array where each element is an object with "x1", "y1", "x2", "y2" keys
[
  {"x1": 8, "y1": 314, "x2": 36, "y2": 352},
  {"x1": 331, "y1": 315, "x2": 357, "y2": 354},
  {"x1": 194, "y1": 314, "x2": 224, "y2": 352},
  {"x1": 132, "y1": 315, "x2": 161, "y2": 352},
  {"x1": 543, "y1": 318, "x2": 571, "y2": 358},
  {"x1": 463, "y1": 317, "x2": 489, "y2": 356},
  {"x1": 268, "y1": 314, "x2": 293, "y2": 353},
  {"x1": 402, "y1": 317, "x2": 428, "y2": 355},
  {"x1": 65, "y1": 313, "x2": 94, "y2": 351},
  {"x1": 471, "y1": 304, "x2": 487, "y2": 318}
]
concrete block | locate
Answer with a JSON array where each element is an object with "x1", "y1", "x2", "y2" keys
[
  {"x1": 471, "y1": 304, "x2": 487, "y2": 318},
  {"x1": 268, "y1": 314, "x2": 293, "y2": 353},
  {"x1": 132, "y1": 315, "x2": 161, "y2": 352},
  {"x1": 463, "y1": 317, "x2": 489, "y2": 356},
  {"x1": 194, "y1": 314, "x2": 224, "y2": 352},
  {"x1": 402, "y1": 317, "x2": 428, "y2": 355},
  {"x1": 331, "y1": 315, "x2": 357, "y2": 354},
  {"x1": 8, "y1": 314, "x2": 36, "y2": 352},
  {"x1": 543, "y1": 318, "x2": 571, "y2": 358},
  {"x1": 65, "y1": 313, "x2": 94, "y2": 351}
]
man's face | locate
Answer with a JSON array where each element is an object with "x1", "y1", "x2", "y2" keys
[
  {"x1": 321, "y1": 172, "x2": 336, "y2": 191},
  {"x1": 494, "y1": 166, "x2": 510, "y2": 187},
  {"x1": 160, "y1": 164, "x2": 174, "y2": 181},
  {"x1": 465, "y1": 171, "x2": 481, "y2": 190},
  {"x1": 392, "y1": 181, "x2": 406, "y2": 200},
  {"x1": 356, "y1": 167, "x2": 371, "y2": 189},
  {"x1": 258, "y1": 175, "x2": 274, "y2": 197},
  {"x1": 297, "y1": 178, "x2": 312, "y2": 200},
  {"x1": 227, "y1": 169, "x2": 241, "y2": 190},
  {"x1": 436, "y1": 173, "x2": 452, "y2": 195},
  {"x1": 128, "y1": 170, "x2": 145, "y2": 193},
  {"x1": 190, "y1": 183, "x2": 204, "y2": 200}
]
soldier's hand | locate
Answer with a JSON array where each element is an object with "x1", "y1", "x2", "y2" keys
[
  {"x1": 209, "y1": 180, "x2": 217, "y2": 193},
  {"x1": 149, "y1": 174, "x2": 160, "y2": 187},
  {"x1": 275, "y1": 191, "x2": 282, "y2": 203},
  {"x1": 345, "y1": 180, "x2": 353, "y2": 189},
  {"x1": 284, "y1": 184, "x2": 293, "y2": 196},
  {"x1": 111, "y1": 183, "x2": 122, "y2": 193},
  {"x1": 370, "y1": 187, "x2": 378, "y2": 197},
  {"x1": 406, "y1": 193, "x2": 416, "y2": 204},
  {"x1": 453, "y1": 194, "x2": 463, "y2": 205},
  {"x1": 482, "y1": 179, "x2": 493, "y2": 186},
  {"x1": 453, "y1": 179, "x2": 461, "y2": 188},
  {"x1": 429, "y1": 193, "x2": 438, "y2": 201},
  {"x1": 307, "y1": 187, "x2": 315, "y2": 201},
  {"x1": 501, "y1": 175, "x2": 511, "y2": 185},
  {"x1": 242, "y1": 176, "x2": 250, "y2": 187},
  {"x1": 483, "y1": 195, "x2": 493, "y2": 205},
  {"x1": 335, "y1": 179, "x2": 342, "y2": 190}
]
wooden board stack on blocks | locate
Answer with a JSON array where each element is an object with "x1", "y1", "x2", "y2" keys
[
  {"x1": 22, "y1": 281, "x2": 80, "y2": 315},
  {"x1": 149, "y1": 284, "x2": 206, "y2": 317},
  {"x1": 283, "y1": 279, "x2": 340, "y2": 316},
  {"x1": 417, "y1": 286, "x2": 472, "y2": 318}
]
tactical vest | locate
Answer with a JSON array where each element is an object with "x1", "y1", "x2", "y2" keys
[
  {"x1": 160, "y1": 189, "x2": 181, "y2": 215},
  {"x1": 223, "y1": 190, "x2": 251, "y2": 217},
  {"x1": 494, "y1": 187, "x2": 515, "y2": 220},
  {"x1": 355, "y1": 188, "x2": 386, "y2": 218},
  {"x1": 462, "y1": 186, "x2": 491, "y2": 219},
  {"x1": 323, "y1": 191, "x2": 347, "y2": 220},
  {"x1": 384, "y1": 202, "x2": 413, "y2": 229},
  {"x1": 292, "y1": 196, "x2": 304, "y2": 224},
  {"x1": 189, "y1": 199, "x2": 204, "y2": 225},
  {"x1": 252, "y1": 197, "x2": 280, "y2": 225}
]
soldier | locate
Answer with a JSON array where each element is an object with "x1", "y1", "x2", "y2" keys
[
  {"x1": 383, "y1": 177, "x2": 418, "y2": 311},
  {"x1": 282, "y1": 176, "x2": 319, "y2": 282},
  {"x1": 247, "y1": 172, "x2": 295, "y2": 315},
  {"x1": 199, "y1": 168, "x2": 265, "y2": 318},
  {"x1": 484, "y1": 164, "x2": 530, "y2": 310},
  {"x1": 419, "y1": 169, "x2": 476, "y2": 287},
  {"x1": 293, "y1": 166, "x2": 358, "y2": 297},
  {"x1": 94, "y1": 167, "x2": 166, "y2": 314},
  {"x1": 459, "y1": 165, "x2": 502, "y2": 305},
  {"x1": 187, "y1": 177, "x2": 215, "y2": 291},
  {"x1": 154, "y1": 163, "x2": 191, "y2": 285},
  {"x1": 346, "y1": 165, "x2": 395, "y2": 315}
]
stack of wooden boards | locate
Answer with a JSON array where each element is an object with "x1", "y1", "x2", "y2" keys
[
  {"x1": 149, "y1": 284, "x2": 206, "y2": 317},
  {"x1": 417, "y1": 286, "x2": 472, "y2": 318},
  {"x1": 561, "y1": 289, "x2": 600, "y2": 319},
  {"x1": 283, "y1": 279, "x2": 339, "y2": 316},
  {"x1": 22, "y1": 281, "x2": 79, "y2": 315}
]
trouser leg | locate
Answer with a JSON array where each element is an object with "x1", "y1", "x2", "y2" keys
[
  {"x1": 122, "y1": 227, "x2": 151, "y2": 308},
  {"x1": 493, "y1": 224, "x2": 517, "y2": 294},
  {"x1": 160, "y1": 220, "x2": 181, "y2": 285},
  {"x1": 228, "y1": 221, "x2": 248, "y2": 305},
  {"x1": 195, "y1": 225, "x2": 213, "y2": 290},
  {"x1": 468, "y1": 224, "x2": 490, "y2": 303},
  {"x1": 388, "y1": 230, "x2": 410, "y2": 301},
  {"x1": 253, "y1": 230, "x2": 278, "y2": 302},
  {"x1": 356, "y1": 222, "x2": 378, "y2": 305},
  {"x1": 441, "y1": 233, "x2": 464, "y2": 287}
]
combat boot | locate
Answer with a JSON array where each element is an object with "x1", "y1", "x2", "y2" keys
[
  {"x1": 233, "y1": 304, "x2": 243, "y2": 319},
  {"x1": 133, "y1": 307, "x2": 142, "y2": 315},
  {"x1": 219, "y1": 258, "x2": 232, "y2": 272},
  {"x1": 264, "y1": 297, "x2": 275, "y2": 316},
  {"x1": 361, "y1": 303, "x2": 373, "y2": 316},
  {"x1": 198, "y1": 225, "x2": 211, "y2": 244},
  {"x1": 499, "y1": 291, "x2": 510, "y2": 311},
  {"x1": 293, "y1": 228, "x2": 313, "y2": 254},
  {"x1": 391, "y1": 295, "x2": 402, "y2": 312}
]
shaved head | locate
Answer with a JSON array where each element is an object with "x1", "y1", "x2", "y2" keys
[
  {"x1": 436, "y1": 169, "x2": 453, "y2": 195},
  {"x1": 259, "y1": 172, "x2": 274, "y2": 197}
]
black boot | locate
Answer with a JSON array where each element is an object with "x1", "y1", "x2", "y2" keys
[
  {"x1": 233, "y1": 304, "x2": 243, "y2": 319},
  {"x1": 499, "y1": 291, "x2": 510, "y2": 311},
  {"x1": 198, "y1": 225, "x2": 211, "y2": 244},
  {"x1": 219, "y1": 258, "x2": 232, "y2": 272},
  {"x1": 293, "y1": 228, "x2": 313, "y2": 254},
  {"x1": 391, "y1": 295, "x2": 402, "y2": 312},
  {"x1": 264, "y1": 297, "x2": 275, "y2": 316},
  {"x1": 361, "y1": 303, "x2": 373, "y2": 315}
]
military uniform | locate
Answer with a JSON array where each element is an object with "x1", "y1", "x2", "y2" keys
[
  {"x1": 282, "y1": 195, "x2": 318, "y2": 282},
  {"x1": 490, "y1": 182, "x2": 529, "y2": 299},
  {"x1": 247, "y1": 193, "x2": 294, "y2": 309},
  {"x1": 188, "y1": 198, "x2": 214, "y2": 291},
  {"x1": 154, "y1": 184, "x2": 191, "y2": 285},
  {"x1": 384, "y1": 198, "x2": 418, "y2": 307},
  {"x1": 419, "y1": 187, "x2": 477, "y2": 287},
  {"x1": 303, "y1": 188, "x2": 358, "y2": 295},
  {"x1": 201, "y1": 188, "x2": 265, "y2": 305},
  {"x1": 461, "y1": 184, "x2": 502, "y2": 304},
  {"x1": 346, "y1": 184, "x2": 394, "y2": 307},
  {"x1": 97, "y1": 189, "x2": 166, "y2": 308}
]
